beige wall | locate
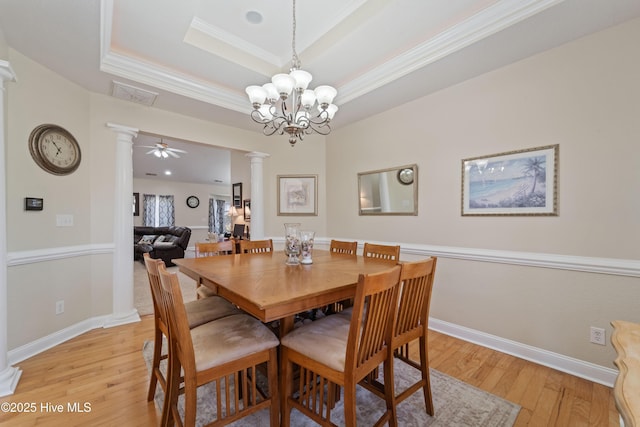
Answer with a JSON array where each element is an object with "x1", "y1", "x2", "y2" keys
[
  {"x1": 4, "y1": 47, "x2": 328, "y2": 349},
  {"x1": 325, "y1": 18, "x2": 640, "y2": 367},
  {"x1": 4, "y1": 16, "x2": 639, "y2": 374}
]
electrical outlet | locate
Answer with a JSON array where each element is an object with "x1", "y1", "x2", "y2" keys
[
  {"x1": 55, "y1": 300, "x2": 64, "y2": 315},
  {"x1": 590, "y1": 326, "x2": 606, "y2": 345}
]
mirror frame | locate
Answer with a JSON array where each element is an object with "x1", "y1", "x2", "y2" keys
[{"x1": 358, "y1": 164, "x2": 418, "y2": 216}]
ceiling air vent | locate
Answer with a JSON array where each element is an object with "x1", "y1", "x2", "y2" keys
[
  {"x1": 145, "y1": 173, "x2": 158, "y2": 176},
  {"x1": 111, "y1": 81, "x2": 158, "y2": 106}
]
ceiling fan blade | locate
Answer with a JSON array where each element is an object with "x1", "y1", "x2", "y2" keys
[
  {"x1": 138, "y1": 145, "x2": 157, "y2": 149},
  {"x1": 145, "y1": 149, "x2": 157, "y2": 155},
  {"x1": 167, "y1": 147, "x2": 187, "y2": 153},
  {"x1": 167, "y1": 150, "x2": 180, "y2": 158}
]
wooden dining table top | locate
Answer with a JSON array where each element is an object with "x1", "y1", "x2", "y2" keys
[{"x1": 173, "y1": 250, "x2": 396, "y2": 327}]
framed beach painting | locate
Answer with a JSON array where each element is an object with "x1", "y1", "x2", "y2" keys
[
  {"x1": 462, "y1": 145, "x2": 558, "y2": 216},
  {"x1": 277, "y1": 174, "x2": 318, "y2": 216}
]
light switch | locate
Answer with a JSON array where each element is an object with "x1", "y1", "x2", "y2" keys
[{"x1": 56, "y1": 214, "x2": 74, "y2": 227}]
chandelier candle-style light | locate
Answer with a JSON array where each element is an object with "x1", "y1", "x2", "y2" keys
[{"x1": 245, "y1": 0, "x2": 338, "y2": 146}]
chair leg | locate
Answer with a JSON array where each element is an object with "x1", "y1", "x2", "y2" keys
[
  {"x1": 183, "y1": 375, "x2": 198, "y2": 426},
  {"x1": 420, "y1": 335, "x2": 434, "y2": 416},
  {"x1": 147, "y1": 326, "x2": 163, "y2": 401},
  {"x1": 383, "y1": 358, "x2": 398, "y2": 427},
  {"x1": 163, "y1": 350, "x2": 180, "y2": 427},
  {"x1": 280, "y1": 349, "x2": 292, "y2": 427},
  {"x1": 268, "y1": 348, "x2": 280, "y2": 427},
  {"x1": 343, "y1": 382, "x2": 357, "y2": 427}
]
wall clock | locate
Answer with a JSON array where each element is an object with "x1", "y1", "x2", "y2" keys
[
  {"x1": 186, "y1": 195, "x2": 199, "y2": 208},
  {"x1": 29, "y1": 124, "x2": 81, "y2": 175},
  {"x1": 397, "y1": 167, "x2": 414, "y2": 185}
]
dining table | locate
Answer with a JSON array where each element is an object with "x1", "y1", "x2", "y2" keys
[{"x1": 173, "y1": 249, "x2": 397, "y2": 338}]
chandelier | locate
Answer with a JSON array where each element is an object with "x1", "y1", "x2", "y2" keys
[{"x1": 245, "y1": 0, "x2": 338, "y2": 147}]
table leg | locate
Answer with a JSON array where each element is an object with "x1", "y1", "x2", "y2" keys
[{"x1": 279, "y1": 315, "x2": 294, "y2": 338}]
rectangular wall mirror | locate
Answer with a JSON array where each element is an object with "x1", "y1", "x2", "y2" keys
[{"x1": 358, "y1": 164, "x2": 418, "y2": 215}]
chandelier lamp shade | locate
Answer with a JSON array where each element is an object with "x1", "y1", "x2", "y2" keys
[{"x1": 245, "y1": 0, "x2": 338, "y2": 146}]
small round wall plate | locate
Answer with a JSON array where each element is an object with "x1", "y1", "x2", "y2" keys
[{"x1": 186, "y1": 195, "x2": 199, "y2": 208}]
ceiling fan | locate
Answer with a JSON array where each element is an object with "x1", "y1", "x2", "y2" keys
[{"x1": 139, "y1": 140, "x2": 187, "y2": 159}]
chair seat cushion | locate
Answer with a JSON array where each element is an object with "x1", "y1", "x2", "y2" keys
[
  {"x1": 280, "y1": 314, "x2": 351, "y2": 372},
  {"x1": 196, "y1": 285, "x2": 217, "y2": 299},
  {"x1": 184, "y1": 296, "x2": 241, "y2": 329},
  {"x1": 191, "y1": 314, "x2": 279, "y2": 371}
]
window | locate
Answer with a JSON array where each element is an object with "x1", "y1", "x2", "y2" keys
[
  {"x1": 208, "y1": 196, "x2": 230, "y2": 234},
  {"x1": 142, "y1": 194, "x2": 175, "y2": 226}
]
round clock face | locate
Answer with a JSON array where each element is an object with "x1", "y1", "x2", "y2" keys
[
  {"x1": 186, "y1": 196, "x2": 199, "y2": 208},
  {"x1": 29, "y1": 124, "x2": 81, "y2": 175},
  {"x1": 397, "y1": 168, "x2": 414, "y2": 185}
]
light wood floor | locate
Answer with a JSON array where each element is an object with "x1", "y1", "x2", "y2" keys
[{"x1": 0, "y1": 315, "x2": 619, "y2": 426}]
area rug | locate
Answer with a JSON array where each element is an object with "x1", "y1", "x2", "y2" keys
[{"x1": 143, "y1": 340, "x2": 520, "y2": 426}]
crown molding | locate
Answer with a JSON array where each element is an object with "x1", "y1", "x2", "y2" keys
[
  {"x1": 338, "y1": 0, "x2": 565, "y2": 104},
  {"x1": 98, "y1": 0, "x2": 566, "y2": 112},
  {"x1": 100, "y1": 50, "x2": 249, "y2": 113}
]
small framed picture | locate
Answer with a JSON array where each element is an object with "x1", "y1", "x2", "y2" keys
[
  {"x1": 462, "y1": 145, "x2": 558, "y2": 216},
  {"x1": 277, "y1": 175, "x2": 318, "y2": 216}
]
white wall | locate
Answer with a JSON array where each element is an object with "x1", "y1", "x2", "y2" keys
[{"x1": 325, "y1": 17, "x2": 640, "y2": 368}]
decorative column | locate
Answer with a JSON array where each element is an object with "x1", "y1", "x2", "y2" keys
[
  {"x1": 246, "y1": 152, "x2": 270, "y2": 240},
  {"x1": 105, "y1": 123, "x2": 140, "y2": 327},
  {"x1": 0, "y1": 60, "x2": 20, "y2": 396}
]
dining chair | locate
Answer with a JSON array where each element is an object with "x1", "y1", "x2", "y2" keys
[
  {"x1": 362, "y1": 242, "x2": 401, "y2": 262},
  {"x1": 323, "y1": 240, "x2": 359, "y2": 315},
  {"x1": 142, "y1": 253, "x2": 241, "y2": 403},
  {"x1": 158, "y1": 263, "x2": 280, "y2": 427},
  {"x1": 239, "y1": 238, "x2": 273, "y2": 254},
  {"x1": 360, "y1": 257, "x2": 438, "y2": 416},
  {"x1": 329, "y1": 239, "x2": 358, "y2": 256},
  {"x1": 194, "y1": 240, "x2": 236, "y2": 299},
  {"x1": 195, "y1": 240, "x2": 236, "y2": 257},
  {"x1": 280, "y1": 265, "x2": 402, "y2": 427}
]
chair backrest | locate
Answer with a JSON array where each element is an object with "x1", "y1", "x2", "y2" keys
[
  {"x1": 329, "y1": 239, "x2": 358, "y2": 256},
  {"x1": 157, "y1": 264, "x2": 196, "y2": 368},
  {"x1": 394, "y1": 258, "x2": 437, "y2": 344},
  {"x1": 239, "y1": 239, "x2": 273, "y2": 254},
  {"x1": 143, "y1": 253, "x2": 169, "y2": 331},
  {"x1": 362, "y1": 242, "x2": 401, "y2": 262},
  {"x1": 195, "y1": 240, "x2": 236, "y2": 257},
  {"x1": 346, "y1": 265, "x2": 401, "y2": 378}
]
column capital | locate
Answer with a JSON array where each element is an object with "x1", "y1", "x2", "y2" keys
[
  {"x1": 246, "y1": 151, "x2": 270, "y2": 161},
  {"x1": 106, "y1": 123, "x2": 139, "y2": 140},
  {"x1": 0, "y1": 60, "x2": 17, "y2": 84}
]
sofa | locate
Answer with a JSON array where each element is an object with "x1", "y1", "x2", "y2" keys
[{"x1": 134, "y1": 226, "x2": 191, "y2": 267}]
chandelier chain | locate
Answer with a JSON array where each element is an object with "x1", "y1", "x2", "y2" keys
[{"x1": 291, "y1": 0, "x2": 301, "y2": 70}]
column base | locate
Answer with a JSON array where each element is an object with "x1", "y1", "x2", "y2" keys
[
  {"x1": 0, "y1": 365, "x2": 22, "y2": 397},
  {"x1": 103, "y1": 309, "x2": 141, "y2": 328}
]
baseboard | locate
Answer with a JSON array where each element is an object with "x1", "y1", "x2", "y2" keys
[
  {"x1": 8, "y1": 314, "x2": 119, "y2": 366},
  {"x1": 430, "y1": 318, "x2": 618, "y2": 387}
]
